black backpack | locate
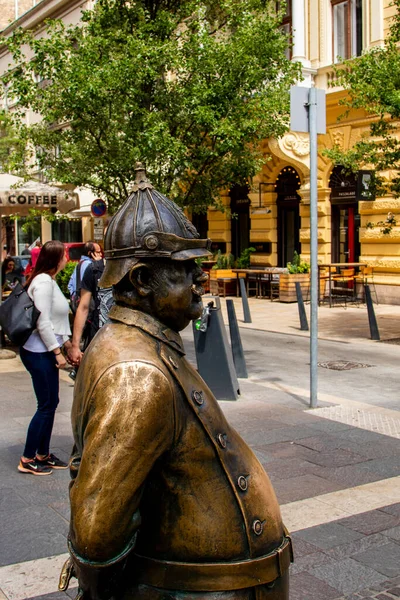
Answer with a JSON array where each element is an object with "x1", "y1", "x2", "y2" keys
[
  {"x1": 70, "y1": 261, "x2": 83, "y2": 315},
  {"x1": 83, "y1": 261, "x2": 114, "y2": 346}
]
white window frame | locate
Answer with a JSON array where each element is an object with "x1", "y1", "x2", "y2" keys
[{"x1": 332, "y1": 0, "x2": 363, "y2": 64}]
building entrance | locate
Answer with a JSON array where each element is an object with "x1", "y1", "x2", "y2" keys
[
  {"x1": 330, "y1": 167, "x2": 360, "y2": 263},
  {"x1": 276, "y1": 167, "x2": 301, "y2": 267}
]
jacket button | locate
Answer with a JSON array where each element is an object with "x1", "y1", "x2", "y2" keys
[
  {"x1": 217, "y1": 433, "x2": 227, "y2": 449},
  {"x1": 237, "y1": 475, "x2": 248, "y2": 491},
  {"x1": 192, "y1": 390, "x2": 204, "y2": 405},
  {"x1": 168, "y1": 356, "x2": 178, "y2": 369},
  {"x1": 252, "y1": 519, "x2": 264, "y2": 536}
]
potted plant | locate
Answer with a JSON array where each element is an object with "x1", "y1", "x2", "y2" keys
[
  {"x1": 209, "y1": 251, "x2": 236, "y2": 295},
  {"x1": 279, "y1": 251, "x2": 310, "y2": 303},
  {"x1": 236, "y1": 247, "x2": 256, "y2": 269}
]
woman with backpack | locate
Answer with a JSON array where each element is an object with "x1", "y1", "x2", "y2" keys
[{"x1": 18, "y1": 240, "x2": 72, "y2": 476}]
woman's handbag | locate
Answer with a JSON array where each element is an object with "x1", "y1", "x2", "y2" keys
[{"x1": 0, "y1": 282, "x2": 41, "y2": 346}]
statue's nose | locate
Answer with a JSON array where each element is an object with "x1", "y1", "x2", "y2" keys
[{"x1": 195, "y1": 271, "x2": 209, "y2": 284}]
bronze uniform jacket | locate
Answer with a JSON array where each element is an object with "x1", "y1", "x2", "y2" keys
[{"x1": 69, "y1": 306, "x2": 290, "y2": 599}]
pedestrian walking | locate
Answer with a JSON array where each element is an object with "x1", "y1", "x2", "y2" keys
[
  {"x1": 21, "y1": 243, "x2": 32, "y2": 256},
  {"x1": 67, "y1": 255, "x2": 113, "y2": 366},
  {"x1": 30, "y1": 240, "x2": 42, "y2": 268},
  {"x1": 18, "y1": 240, "x2": 73, "y2": 476},
  {"x1": 67, "y1": 241, "x2": 99, "y2": 312}
]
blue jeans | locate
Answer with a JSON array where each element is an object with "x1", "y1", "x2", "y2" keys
[{"x1": 20, "y1": 347, "x2": 60, "y2": 459}]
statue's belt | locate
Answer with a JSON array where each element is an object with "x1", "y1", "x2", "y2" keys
[{"x1": 133, "y1": 532, "x2": 293, "y2": 591}]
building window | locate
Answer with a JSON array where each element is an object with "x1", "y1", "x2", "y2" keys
[
  {"x1": 332, "y1": 0, "x2": 363, "y2": 63},
  {"x1": 52, "y1": 219, "x2": 82, "y2": 243},
  {"x1": 276, "y1": 1, "x2": 292, "y2": 59}
]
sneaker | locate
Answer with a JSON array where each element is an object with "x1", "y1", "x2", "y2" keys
[
  {"x1": 36, "y1": 453, "x2": 69, "y2": 470},
  {"x1": 18, "y1": 458, "x2": 53, "y2": 476}
]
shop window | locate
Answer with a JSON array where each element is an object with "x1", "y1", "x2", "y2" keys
[
  {"x1": 17, "y1": 216, "x2": 41, "y2": 254},
  {"x1": 51, "y1": 219, "x2": 82, "y2": 243},
  {"x1": 332, "y1": 0, "x2": 363, "y2": 63}
]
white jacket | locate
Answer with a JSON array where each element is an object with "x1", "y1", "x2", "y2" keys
[{"x1": 24, "y1": 273, "x2": 71, "y2": 352}]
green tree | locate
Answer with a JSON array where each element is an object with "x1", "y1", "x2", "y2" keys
[
  {"x1": 326, "y1": 0, "x2": 400, "y2": 198},
  {"x1": 2, "y1": 0, "x2": 300, "y2": 213},
  {"x1": 0, "y1": 111, "x2": 24, "y2": 174}
]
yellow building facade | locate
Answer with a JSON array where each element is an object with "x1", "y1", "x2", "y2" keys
[
  {"x1": 207, "y1": 0, "x2": 400, "y2": 304},
  {"x1": 1, "y1": 1, "x2": 400, "y2": 301}
]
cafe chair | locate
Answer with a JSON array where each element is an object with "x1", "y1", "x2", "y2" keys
[
  {"x1": 355, "y1": 266, "x2": 378, "y2": 304},
  {"x1": 331, "y1": 267, "x2": 356, "y2": 306},
  {"x1": 318, "y1": 269, "x2": 330, "y2": 304},
  {"x1": 217, "y1": 277, "x2": 237, "y2": 297},
  {"x1": 319, "y1": 266, "x2": 339, "y2": 306},
  {"x1": 247, "y1": 273, "x2": 259, "y2": 297},
  {"x1": 269, "y1": 274, "x2": 280, "y2": 301}
]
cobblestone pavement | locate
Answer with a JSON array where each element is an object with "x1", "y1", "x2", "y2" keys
[
  {"x1": 0, "y1": 317, "x2": 399, "y2": 600},
  {"x1": 335, "y1": 577, "x2": 400, "y2": 599},
  {"x1": 309, "y1": 405, "x2": 400, "y2": 439}
]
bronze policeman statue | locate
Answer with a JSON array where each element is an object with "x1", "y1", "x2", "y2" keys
[{"x1": 60, "y1": 164, "x2": 293, "y2": 600}]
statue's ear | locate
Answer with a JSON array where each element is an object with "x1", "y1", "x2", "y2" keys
[{"x1": 129, "y1": 263, "x2": 152, "y2": 297}]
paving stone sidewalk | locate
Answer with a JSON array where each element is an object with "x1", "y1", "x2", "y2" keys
[{"x1": 1, "y1": 328, "x2": 399, "y2": 599}]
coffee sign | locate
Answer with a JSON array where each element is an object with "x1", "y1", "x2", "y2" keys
[
  {"x1": 0, "y1": 194, "x2": 58, "y2": 207},
  {"x1": 0, "y1": 175, "x2": 80, "y2": 215}
]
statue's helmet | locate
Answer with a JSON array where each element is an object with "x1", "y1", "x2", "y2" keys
[{"x1": 99, "y1": 163, "x2": 212, "y2": 288}]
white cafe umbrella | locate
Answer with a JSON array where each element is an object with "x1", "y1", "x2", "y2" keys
[
  {"x1": 0, "y1": 175, "x2": 80, "y2": 355},
  {"x1": 0, "y1": 174, "x2": 79, "y2": 216}
]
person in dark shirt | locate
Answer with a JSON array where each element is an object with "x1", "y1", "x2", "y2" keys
[
  {"x1": 1, "y1": 258, "x2": 19, "y2": 292},
  {"x1": 67, "y1": 258, "x2": 113, "y2": 365}
]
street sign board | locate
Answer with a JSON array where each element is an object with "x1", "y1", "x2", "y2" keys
[
  {"x1": 357, "y1": 170, "x2": 375, "y2": 201},
  {"x1": 93, "y1": 217, "x2": 104, "y2": 241},
  {"x1": 290, "y1": 86, "x2": 326, "y2": 134},
  {"x1": 91, "y1": 198, "x2": 107, "y2": 217}
]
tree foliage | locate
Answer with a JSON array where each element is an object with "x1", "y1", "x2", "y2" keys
[
  {"x1": 2, "y1": 0, "x2": 300, "y2": 213},
  {"x1": 326, "y1": 0, "x2": 400, "y2": 198},
  {"x1": 0, "y1": 111, "x2": 24, "y2": 173}
]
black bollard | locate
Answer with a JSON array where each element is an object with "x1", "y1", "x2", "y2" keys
[
  {"x1": 365, "y1": 284, "x2": 380, "y2": 341},
  {"x1": 296, "y1": 281, "x2": 309, "y2": 331},
  {"x1": 193, "y1": 298, "x2": 240, "y2": 400},
  {"x1": 226, "y1": 299, "x2": 248, "y2": 379},
  {"x1": 239, "y1": 278, "x2": 252, "y2": 323}
]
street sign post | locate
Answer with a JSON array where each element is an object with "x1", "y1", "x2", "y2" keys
[
  {"x1": 91, "y1": 198, "x2": 107, "y2": 218},
  {"x1": 290, "y1": 85, "x2": 326, "y2": 409}
]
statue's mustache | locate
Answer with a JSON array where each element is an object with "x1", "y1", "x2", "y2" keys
[{"x1": 191, "y1": 284, "x2": 204, "y2": 298}]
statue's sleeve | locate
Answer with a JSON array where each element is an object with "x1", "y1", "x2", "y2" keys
[{"x1": 68, "y1": 360, "x2": 174, "y2": 598}]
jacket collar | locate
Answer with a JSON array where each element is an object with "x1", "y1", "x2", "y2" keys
[{"x1": 108, "y1": 305, "x2": 185, "y2": 355}]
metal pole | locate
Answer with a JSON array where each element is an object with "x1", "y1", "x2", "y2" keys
[
  {"x1": 226, "y1": 299, "x2": 248, "y2": 378},
  {"x1": 239, "y1": 278, "x2": 252, "y2": 323},
  {"x1": 309, "y1": 87, "x2": 318, "y2": 408},
  {"x1": 365, "y1": 285, "x2": 380, "y2": 341},
  {"x1": 295, "y1": 281, "x2": 309, "y2": 331}
]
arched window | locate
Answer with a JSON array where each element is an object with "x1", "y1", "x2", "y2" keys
[{"x1": 332, "y1": 0, "x2": 363, "y2": 62}]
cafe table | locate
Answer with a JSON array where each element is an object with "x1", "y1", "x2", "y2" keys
[
  {"x1": 318, "y1": 262, "x2": 368, "y2": 307},
  {"x1": 232, "y1": 268, "x2": 284, "y2": 299}
]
